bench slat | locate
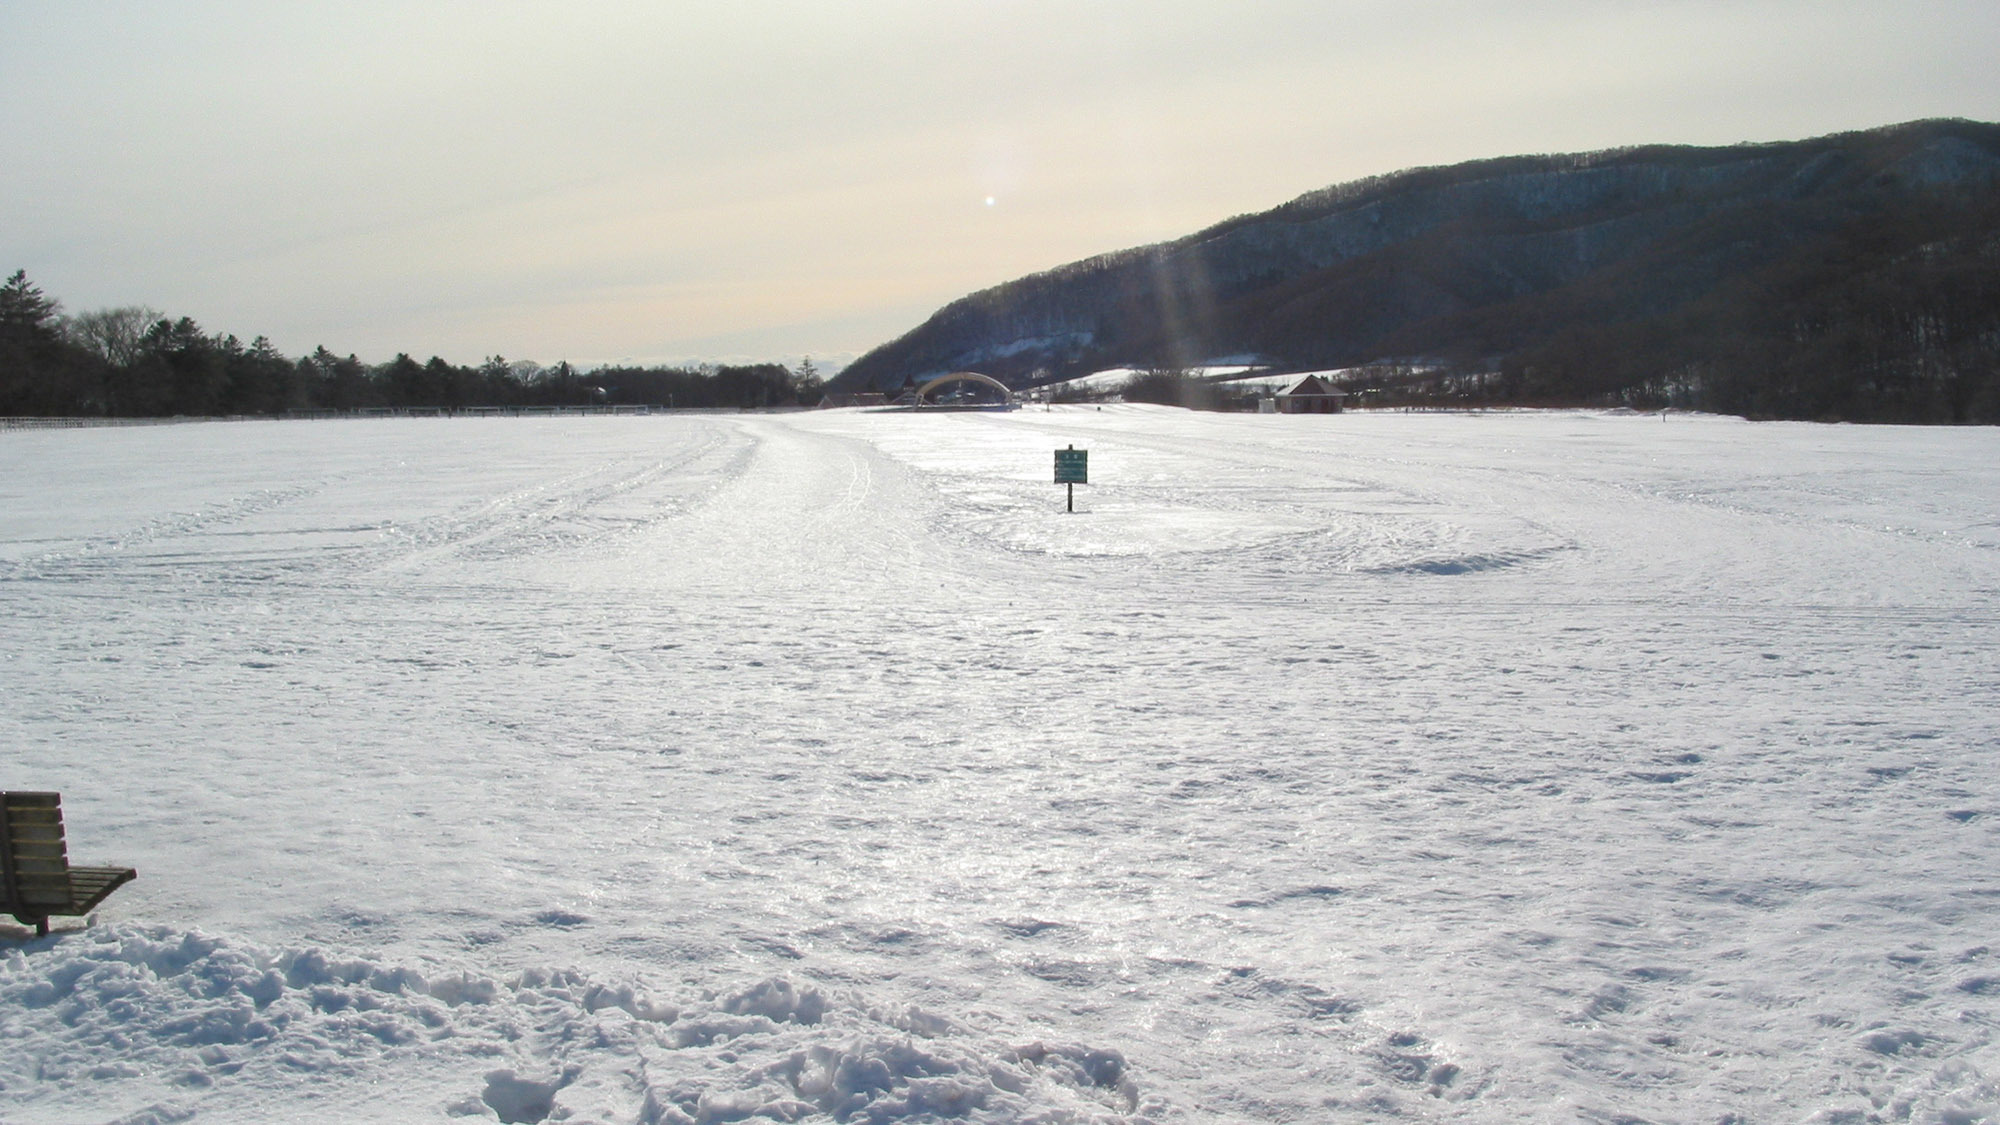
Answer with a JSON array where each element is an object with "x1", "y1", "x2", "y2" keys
[
  {"x1": 69, "y1": 867, "x2": 133, "y2": 890},
  {"x1": 56, "y1": 866, "x2": 137, "y2": 916},
  {"x1": 3, "y1": 804, "x2": 64, "y2": 820},
  {"x1": 15, "y1": 866, "x2": 73, "y2": 881}
]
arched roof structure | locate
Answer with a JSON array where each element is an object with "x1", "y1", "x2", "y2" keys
[{"x1": 914, "y1": 371, "x2": 1014, "y2": 408}]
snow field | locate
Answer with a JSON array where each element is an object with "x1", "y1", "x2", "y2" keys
[{"x1": 4, "y1": 408, "x2": 1999, "y2": 1122}]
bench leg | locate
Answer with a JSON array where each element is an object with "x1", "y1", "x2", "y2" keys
[{"x1": 7, "y1": 912, "x2": 53, "y2": 938}]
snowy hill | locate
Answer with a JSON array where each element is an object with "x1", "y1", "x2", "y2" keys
[{"x1": 830, "y1": 119, "x2": 2000, "y2": 422}]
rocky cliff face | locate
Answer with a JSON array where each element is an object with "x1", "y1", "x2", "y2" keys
[{"x1": 830, "y1": 120, "x2": 2000, "y2": 406}]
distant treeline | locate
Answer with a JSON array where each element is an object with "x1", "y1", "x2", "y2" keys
[
  {"x1": 1375, "y1": 186, "x2": 2000, "y2": 422},
  {"x1": 0, "y1": 273, "x2": 823, "y2": 417}
]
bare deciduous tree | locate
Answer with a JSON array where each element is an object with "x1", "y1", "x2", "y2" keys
[{"x1": 63, "y1": 306, "x2": 161, "y2": 367}]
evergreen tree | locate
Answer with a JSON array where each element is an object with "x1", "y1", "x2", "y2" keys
[
  {"x1": 1, "y1": 270, "x2": 92, "y2": 414},
  {"x1": 0, "y1": 270, "x2": 60, "y2": 332}
]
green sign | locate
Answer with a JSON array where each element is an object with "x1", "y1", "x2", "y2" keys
[{"x1": 1054, "y1": 447, "x2": 1088, "y2": 484}]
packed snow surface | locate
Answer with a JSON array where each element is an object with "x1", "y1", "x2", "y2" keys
[{"x1": 3, "y1": 407, "x2": 1998, "y2": 1123}]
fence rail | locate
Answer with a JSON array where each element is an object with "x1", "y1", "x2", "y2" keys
[
  {"x1": 0, "y1": 416, "x2": 200, "y2": 431},
  {"x1": 2, "y1": 406, "x2": 697, "y2": 430}
]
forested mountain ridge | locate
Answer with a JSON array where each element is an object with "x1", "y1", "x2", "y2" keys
[{"x1": 830, "y1": 119, "x2": 2000, "y2": 422}]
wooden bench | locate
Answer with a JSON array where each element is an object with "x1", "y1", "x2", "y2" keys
[{"x1": 2, "y1": 791, "x2": 137, "y2": 937}]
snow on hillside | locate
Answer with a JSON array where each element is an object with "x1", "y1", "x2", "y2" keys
[
  {"x1": 1033, "y1": 365, "x2": 1270, "y2": 397},
  {"x1": 3, "y1": 408, "x2": 1998, "y2": 1123}
]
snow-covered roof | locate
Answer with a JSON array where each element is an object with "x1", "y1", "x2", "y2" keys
[{"x1": 1278, "y1": 374, "x2": 1347, "y2": 398}]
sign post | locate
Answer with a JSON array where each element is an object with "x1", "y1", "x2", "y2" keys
[{"x1": 1053, "y1": 445, "x2": 1087, "y2": 512}]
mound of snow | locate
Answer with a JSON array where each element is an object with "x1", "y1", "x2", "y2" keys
[{"x1": 1, "y1": 925, "x2": 1160, "y2": 1124}]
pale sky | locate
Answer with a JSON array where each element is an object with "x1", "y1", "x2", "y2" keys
[{"x1": 4, "y1": 1, "x2": 1996, "y2": 370}]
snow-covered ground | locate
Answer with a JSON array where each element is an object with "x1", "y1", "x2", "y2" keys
[{"x1": 3, "y1": 407, "x2": 1997, "y2": 1124}]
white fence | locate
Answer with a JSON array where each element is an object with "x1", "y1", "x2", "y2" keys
[
  {"x1": 2, "y1": 406, "x2": 686, "y2": 430},
  {"x1": 0, "y1": 416, "x2": 205, "y2": 431}
]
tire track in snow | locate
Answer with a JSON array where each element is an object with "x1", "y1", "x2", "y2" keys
[
  {"x1": 610, "y1": 417, "x2": 998, "y2": 598},
  {"x1": 361, "y1": 420, "x2": 744, "y2": 579},
  {"x1": 0, "y1": 479, "x2": 340, "y2": 582}
]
